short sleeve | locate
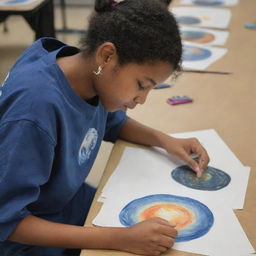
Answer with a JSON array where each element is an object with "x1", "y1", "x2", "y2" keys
[
  {"x1": 0, "y1": 120, "x2": 55, "y2": 241},
  {"x1": 103, "y1": 110, "x2": 129, "y2": 142}
]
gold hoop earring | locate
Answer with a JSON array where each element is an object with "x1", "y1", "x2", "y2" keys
[{"x1": 93, "y1": 65, "x2": 103, "y2": 76}]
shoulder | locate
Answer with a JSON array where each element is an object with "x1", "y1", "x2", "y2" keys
[
  {"x1": 10, "y1": 37, "x2": 66, "y2": 70},
  {"x1": 0, "y1": 67, "x2": 65, "y2": 141}
]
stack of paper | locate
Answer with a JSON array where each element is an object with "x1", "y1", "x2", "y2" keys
[
  {"x1": 93, "y1": 129, "x2": 255, "y2": 256},
  {"x1": 179, "y1": 0, "x2": 239, "y2": 7},
  {"x1": 170, "y1": 7, "x2": 231, "y2": 70}
]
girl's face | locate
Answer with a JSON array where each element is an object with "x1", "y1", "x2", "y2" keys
[{"x1": 94, "y1": 61, "x2": 173, "y2": 112}]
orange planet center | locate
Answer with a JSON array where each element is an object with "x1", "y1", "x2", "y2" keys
[
  {"x1": 192, "y1": 48, "x2": 202, "y2": 54},
  {"x1": 139, "y1": 203, "x2": 194, "y2": 230}
]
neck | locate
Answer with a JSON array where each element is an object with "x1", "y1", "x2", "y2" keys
[{"x1": 57, "y1": 52, "x2": 97, "y2": 100}]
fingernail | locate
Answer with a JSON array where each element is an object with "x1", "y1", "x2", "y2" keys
[{"x1": 197, "y1": 169, "x2": 203, "y2": 178}]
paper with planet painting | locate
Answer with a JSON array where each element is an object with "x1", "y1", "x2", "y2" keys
[
  {"x1": 93, "y1": 191, "x2": 254, "y2": 256},
  {"x1": 93, "y1": 130, "x2": 254, "y2": 255},
  {"x1": 171, "y1": 7, "x2": 231, "y2": 29},
  {"x1": 180, "y1": 26, "x2": 229, "y2": 46},
  {"x1": 0, "y1": 0, "x2": 40, "y2": 6},
  {"x1": 99, "y1": 130, "x2": 249, "y2": 209},
  {"x1": 181, "y1": 42, "x2": 227, "y2": 70},
  {"x1": 180, "y1": 0, "x2": 239, "y2": 7}
]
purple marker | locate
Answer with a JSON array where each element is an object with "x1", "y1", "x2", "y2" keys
[{"x1": 167, "y1": 95, "x2": 193, "y2": 105}]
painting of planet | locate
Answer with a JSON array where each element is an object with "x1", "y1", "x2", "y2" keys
[
  {"x1": 176, "y1": 16, "x2": 201, "y2": 25},
  {"x1": 182, "y1": 45, "x2": 212, "y2": 61},
  {"x1": 119, "y1": 194, "x2": 214, "y2": 242},
  {"x1": 171, "y1": 165, "x2": 231, "y2": 191},
  {"x1": 192, "y1": 0, "x2": 224, "y2": 6},
  {"x1": 181, "y1": 30, "x2": 215, "y2": 44}
]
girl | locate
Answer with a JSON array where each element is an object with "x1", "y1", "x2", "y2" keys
[{"x1": 0, "y1": 0, "x2": 209, "y2": 255}]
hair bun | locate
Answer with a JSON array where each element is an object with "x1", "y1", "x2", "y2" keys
[{"x1": 95, "y1": 0, "x2": 115, "y2": 12}]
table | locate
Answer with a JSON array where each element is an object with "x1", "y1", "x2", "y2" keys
[
  {"x1": 81, "y1": 0, "x2": 256, "y2": 254},
  {"x1": 0, "y1": 0, "x2": 55, "y2": 40}
]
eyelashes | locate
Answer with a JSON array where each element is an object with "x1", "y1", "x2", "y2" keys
[{"x1": 137, "y1": 81, "x2": 145, "y2": 90}]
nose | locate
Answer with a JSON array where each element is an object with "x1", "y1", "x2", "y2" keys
[{"x1": 134, "y1": 92, "x2": 148, "y2": 105}]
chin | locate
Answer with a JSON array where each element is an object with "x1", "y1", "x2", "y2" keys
[
  {"x1": 101, "y1": 100, "x2": 124, "y2": 112},
  {"x1": 103, "y1": 104, "x2": 119, "y2": 112}
]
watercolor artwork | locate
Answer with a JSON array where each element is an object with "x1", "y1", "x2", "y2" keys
[
  {"x1": 0, "y1": 0, "x2": 39, "y2": 6},
  {"x1": 119, "y1": 194, "x2": 214, "y2": 242},
  {"x1": 94, "y1": 189, "x2": 254, "y2": 256},
  {"x1": 93, "y1": 129, "x2": 254, "y2": 255},
  {"x1": 180, "y1": 26, "x2": 229, "y2": 45},
  {"x1": 180, "y1": 0, "x2": 239, "y2": 6},
  {"x1": 171, "y1": 165, "x2": 231, "y2": 191},
  {"x1": 181, "y1": 30, "x2": 215, "y2": 44},
  {"x1": 99, "y1": 130, "x2": 250, "y2": 210},
  {"x1": 182, "y1": 45, "x2": 212, "y2": 61},
  {"x1": 171, "y1": 7, "x2": 231, "y2": 29},
  {"x1": 176, "y1": 16, "x2": 201, "y2": 25},
  {"x1": 181, "y1": 42, "x2": 227, "y2": 70}
]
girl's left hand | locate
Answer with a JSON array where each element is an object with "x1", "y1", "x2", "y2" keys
[{"x1": 163, "y1": 136, "x2": 210, "y2": 177}]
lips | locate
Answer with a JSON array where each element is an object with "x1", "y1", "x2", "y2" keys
[{"x1": 125, "y1": 104, "x2": 137, "y2": 109}]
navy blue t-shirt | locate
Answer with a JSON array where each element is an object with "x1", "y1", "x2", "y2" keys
[{"x1": 0, "y1": 38, "x2": 128, "y2": 242}]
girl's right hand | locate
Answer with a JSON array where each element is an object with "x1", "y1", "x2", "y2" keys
[{"x1": 119, "y1": 217, "x2": 177, "y2": 256}]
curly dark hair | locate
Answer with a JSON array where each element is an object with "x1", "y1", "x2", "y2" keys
[
  {"x1": 81, "y1": 0, "x2": 182, "y2": 73},
  {"x1": 159, "y1": 0, "x2": 173, "y2": 5}
]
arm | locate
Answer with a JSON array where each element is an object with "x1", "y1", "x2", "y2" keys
[
  {"x1": 119, "y1": 118, "x2": 209, "y2": 177},
  {"x1": 9, "y1": 215, "x2": 177, "y2": 255}
]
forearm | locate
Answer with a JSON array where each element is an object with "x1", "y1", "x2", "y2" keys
[
  {"x1": 118, "y1": 118, "x2": 209, "y2": 174},
  {"x1": 8, "y1": 215, "x2": 126, "y2": 250},
  {"x1": 119, "y1": 118, "x2": 171, "y2": 149}
]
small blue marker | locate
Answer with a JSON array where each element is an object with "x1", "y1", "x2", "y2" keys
[
  {"x1": 244, "y1": 23, "x2": 256, "y2": 29},
  {"x1": 154, "y1": 83, "x2": 172, "y2": 89}
]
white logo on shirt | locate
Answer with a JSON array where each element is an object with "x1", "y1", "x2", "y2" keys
[
  {"x1": 78, "y1": 128, "x2": 98, "y2": 165},
  {"x1": 1, "y1": 72, "x2": 9, "y2": 87},
  {"x1": 0, "y1": 72, "x2": 9, "y2": 97}
]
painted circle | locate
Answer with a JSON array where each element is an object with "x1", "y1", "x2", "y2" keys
[
  {"x1": 181, "y1": 30, "x2": 215, "y2": 44},
  {"x1": 171, "y1": 165, "x2": 231, "y2": 190},
  {"x1": 182, "y1": 45, "x2": 212, "y2": 61},
  {"x1": 176, "y1": 16, "x2": 201, "y2": 25},
  {"x1": 119, "y1": 194, "x2": 214, "y2": 242},
  {"x1": 193, "y1": 0, "x2": 223, "y2": 6}
]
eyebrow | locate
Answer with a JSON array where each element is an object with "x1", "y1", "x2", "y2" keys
[{"x1": 144, "y1": 77, "x2": 157, "y2": 87}]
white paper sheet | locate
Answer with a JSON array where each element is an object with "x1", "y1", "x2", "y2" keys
[
  {"x1": 171, "y1": 7, "x2": 231, "y2": 29},
  {"x1": 101, "y1": 129, "x2": 248, "y2": 209},
  {"x1": 180, "y1": 26, "x2": 229, "y2": 46},
  {"x1": 94, "y1": 129, "x2": 254, "y2": 255},
  {"x1": 180, "y1": 0, "x2": 239, "y2": 7},
  {"x1": 181, "y1": 42, "x2": 227, "y2": 70},
  {"x1": 93, "y1": 191, "x2": 255, "y2": 256},
  {"x1": 100, "y1": 148, "x2": 249, "y2": 210}
]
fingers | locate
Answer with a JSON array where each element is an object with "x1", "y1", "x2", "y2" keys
[
  {"x1": 185, "y1": 139, "x2": 210, "y2": 177},
  {"x1": 149, "y1": 217, "x2": 178, "y2": 238},
  {"x1": 153, "y1": 243, "x2": 174, "y2": 255},
  {"x1": 159, "y1": 234, "x2": 176, "y2": 248},
  {"x1": 180, "y1": 153, "x2": 202, "y2": 177},
  {"x1": 161, "y1": 223, "x2": 177, "y2": 238},
  {"x1": 150, "y1": 234, "x2": 175, "y2": 256},
  {"x1": 198, "y1": 149, "x2": 209, "y2": 171},
  {"x1": 152, "y1": 217, "x2": 176, "y2": 227},
  {"x1": 129, "y1": 218, "x2": 177, "y2": 256}
]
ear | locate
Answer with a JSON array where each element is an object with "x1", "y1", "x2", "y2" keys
[{"x1": 95, "y1": 42, "x2": 118, "y2": 67}]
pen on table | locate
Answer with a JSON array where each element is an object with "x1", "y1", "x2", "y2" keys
[
  {"x1": 244, "y1": 23, "x2": 256, "y2": 29},
  {"x1": 183, "y1": 69, "x2": 232, "y2": 75},
  {"x1": 154, "y1": 83, "x2": 172, "y2": 89}
]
